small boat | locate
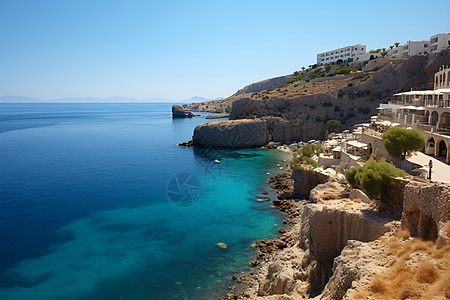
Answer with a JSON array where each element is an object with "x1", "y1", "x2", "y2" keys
[{"x1": 214, "y1": 159, "x2": 221, "y2": 164}]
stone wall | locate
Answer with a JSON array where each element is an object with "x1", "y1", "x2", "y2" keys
[{"x1": 401, "y1": 181, "x2": 450, "y2": 247}]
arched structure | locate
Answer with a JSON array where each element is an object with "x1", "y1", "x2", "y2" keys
[
  {"x1": 438, "y1": 140, "x2": 447, "y2": 159},
  {"x1": 430, "y1": 111, "x2": 439, "y2": 126},
  {"x1": 425, "y1": 137, "x2": 435, "y2": 155}
]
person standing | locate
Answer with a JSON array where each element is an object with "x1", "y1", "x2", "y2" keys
[{"x1": 428, "y1": 159, "x2": 433, "y2": 180}]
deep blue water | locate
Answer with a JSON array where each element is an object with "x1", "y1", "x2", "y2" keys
[{"x1": 0, "y1": 103, "x2": 287, "y2": 300}]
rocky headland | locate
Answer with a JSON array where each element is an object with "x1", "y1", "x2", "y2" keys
[{"x1": 172, "y1": 104, "x2": 198, "y2": 118}]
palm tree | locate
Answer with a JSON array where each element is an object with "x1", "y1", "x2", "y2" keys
[
  {"x1": 389, "y1": 45, "x2": 394, "y2": 49},
  {"x1": 394, "y1": 42, "x2": 400, "y2": 47}
]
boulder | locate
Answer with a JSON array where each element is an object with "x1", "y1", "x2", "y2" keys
[
  {"x1": 172, "y1": 105, "x2": 195, "y2": 118},
  {"x1": 193, "y1": 119, "x2": 270, "y2": 148}
]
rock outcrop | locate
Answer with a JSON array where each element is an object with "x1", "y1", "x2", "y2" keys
[
  {"x1": 192, "y1": 119, "x2": 270, "y2": 148},
  {"x1": 292, "y1": 169, "x2": 329, "y2": 198},
  {"x1": 401, "y1": 181, "x2": 450, "y2": 246},
  {"x1": 172, "y1": 104, "x2": 196, "y2": 118},
  {"x1": 299, "y1": 199, "x2": 399, "y2": 288}
]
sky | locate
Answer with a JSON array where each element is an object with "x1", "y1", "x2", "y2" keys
[{"x1": 0, "y1": 0, "x2": 449, "y2": 101}]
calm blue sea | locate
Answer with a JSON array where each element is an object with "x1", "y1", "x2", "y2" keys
[{"x1": 0, "y1": 103, "x2": 286, "y2": 300}]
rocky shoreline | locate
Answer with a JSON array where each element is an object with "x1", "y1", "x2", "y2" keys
[{"x1": 223, "y1": 171, "x2": 308, "y2": 299}]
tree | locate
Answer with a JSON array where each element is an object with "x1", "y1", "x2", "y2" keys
[
  {"x1": 382, "y1": 127, "x2": 425, "y2": 160},
  {"x1": 225, "y1": 105, "x2": 232, "y2": 113},
  {"x1": 327, "y1": 119, "x2": 341, "y2": 132},
  {"x1": 301, "y1": 66, "x2": 306, "y2": 71},
  {"x1": 394, "y1": 42, "x2": 400, "y2": 47},
  {"x1": 389, "y1": 45, "x2": 394, "y2": 49}
]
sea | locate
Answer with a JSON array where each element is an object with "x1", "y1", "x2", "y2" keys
[{"x1": 0, "y1": 103, "x2": 288, "y2": 300}]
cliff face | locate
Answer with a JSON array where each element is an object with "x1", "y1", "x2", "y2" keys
[
  {"x1": 228, "y1": 50, "x2": 450, "y2": 143},
  {"x1": 233, "y1": 74, "x2": 293, "y2": 96},
  {"x1": 192, "y1": 119, "x2": 270, "y2": 148}
]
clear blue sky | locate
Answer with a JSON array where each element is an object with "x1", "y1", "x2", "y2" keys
[{"x1": 1, "y1": 0, "x2": 449, "y2": 100}]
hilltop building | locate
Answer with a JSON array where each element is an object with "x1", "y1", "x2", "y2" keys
[
  {"x1": 387, "y1": 33, "x2": 450, "y2": 58},
  {"x1": 316, "y1": 44, "x2": 368, "y2": 66},
  {"x1": 387, "y1": 40, "x2": 430, "y2": 58}
]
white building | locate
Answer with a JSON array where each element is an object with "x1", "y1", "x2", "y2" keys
[
  {"x1": 430, "y1": 33, "x2": 450, "y2": 53},
  {"x1": 387, "y1": 40, "x2": 430, "y2": 58},
  {"x1": 316, "y1": 44, "x2": 366, "y2": 66},
  {"x1": 387, "y1": 33, "x2": 450, "y2": 58}
]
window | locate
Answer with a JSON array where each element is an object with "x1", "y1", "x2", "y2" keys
[
  {"x1": 340, "y1": 55, "x2": 343, "y2": 57},
  {"x1": 424, "y1": 44, "x2": 428, "y2": 47}
]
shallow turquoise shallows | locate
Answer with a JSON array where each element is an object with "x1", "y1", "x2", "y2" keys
[{"x1": 0, "y1": 103, "x2": 287, "y2": 300}]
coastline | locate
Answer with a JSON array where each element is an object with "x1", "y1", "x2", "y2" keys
[{"x1": 223, "y1": 168, "x2": 308, "y2": 299}]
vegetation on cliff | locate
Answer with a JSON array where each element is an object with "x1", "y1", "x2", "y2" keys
[
  {"x1": 345, "y1": 159, "x2": 405, "y2": 201},
  {"x1": 287, "y1": 64, "x2": 357, "y2": 84},
  {"x1": 290, "y1": 144, "x2": 322, "y2": 171},
  {"x1": 382, "y1": 127, "x2": 425, "y2": 160}
]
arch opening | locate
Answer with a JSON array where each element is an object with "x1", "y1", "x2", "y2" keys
[{"x1": 438, "y1": 140, "x2": 447, "y2": 158}]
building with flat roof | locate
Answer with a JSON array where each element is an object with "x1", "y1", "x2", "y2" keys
[
  {"x1": 387, "y1": 40, "x2": 430, "y2": 58},
  {"x1": 430, "y1": 33, "x2": 450, "y2": 53},
  {"x1": 316, "y1": 44, "x2": 366, "y2": 66},
  {"x1": 387, "y1": 33, "x2": 450, "y2": 58}
]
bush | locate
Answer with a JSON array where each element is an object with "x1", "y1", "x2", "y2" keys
[
  {"x1": 322, "y1": 102, "x2": 332, "y2": 107},
  {"x1": 345, "y1": 160, "x2": 405, "y2": 201},
  {"x1": 315, "y1": 116, "x2": 322, "y2": 122},
  {"x1": 290, "y1": 144, "x2": 322, "y2": 171},
  {"x1": 310, "y1": 104, "x2": 316, "y2": 109},
  {"x1": 334, "y1": 105, "x2": 341, "y2": 112},
  {"x1": 225, "y1": 105, "x2": 232, "y2": 113},
  {"x1": 347, "y1": 82, "x2": 353, "y2": 87},
  {"x1": 338, "y1": 91, "x2": 344, "y2": 98},
  {"x1": 215, "y1": 108, "x2": 223, "y2": 113},
  {"x1": 327, "y1": 119, "x2": 341, "y2": 132}
]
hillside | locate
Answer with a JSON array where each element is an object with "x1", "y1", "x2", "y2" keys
[{"x1": 188, "y1": 50, "x2": 450, "y2": 144}]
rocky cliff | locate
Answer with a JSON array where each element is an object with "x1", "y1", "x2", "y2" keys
[
  {"x1": 227, "y1": 49, "x2": 450, "y2": 143},
  {"x1": 192, "y1": 119, "x2": 270, "y2": 148}
]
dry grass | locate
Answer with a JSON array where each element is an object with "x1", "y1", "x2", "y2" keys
[
  {"x1": 354, "y1": 230, "x2": 450, "y2": 299},
  {"x1": 444, "y1": 220, "x2": 450, "y2": 233}
]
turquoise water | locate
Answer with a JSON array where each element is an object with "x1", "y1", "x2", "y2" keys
[{"x1": 0, "y1": 103, "x2": 286, "y2": 299}]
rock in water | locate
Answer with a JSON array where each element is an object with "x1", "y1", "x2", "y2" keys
[
  {"x1": 216, "y1": 242, "x2": 228, "y2": 249},
  {"x1": 193, "y1": 119, "x2": 270, "y2": 148},
  {"x1": 172, "y1": 105, "x2": 195, "y2": 118}
]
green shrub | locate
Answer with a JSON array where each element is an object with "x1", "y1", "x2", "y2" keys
[
  {"x1": 347, "y1": 82, "x2": 353, "y2": 87},
  {"x1": 338, "y1": 91, "x2": 344, "y2": 98},
  {"x1": 345, "y1": 160, "x2": 405, "y2": 201},
  {"x1": 310, "y1": 104, "x2": 316, "y2": 109},
  {"x1": 290, "y1": 144, "x2": 322, "y2": 171},
  {"x1": 322, "y1": 102, "x2": 332, "y2": 107},
  {"x1": 315, "y1": 116, "x2": 322, "y2": 122},
  {"x1": 225, "y1": 105, "x2": 232, "y2": 113},
  {"x1": 334, "y1": 105, "x2": 341, "y2": 112},
  {"x1": 215, "y1": 108, "x2": 223, "y2": 113}
]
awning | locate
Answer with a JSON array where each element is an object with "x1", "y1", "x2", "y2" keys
[
  {"x1": 346, "y1": 140, "x2": 368, "y2": 148},
  {"x1": 400, "y1": 106, "x2": 425, "y2": 110}
]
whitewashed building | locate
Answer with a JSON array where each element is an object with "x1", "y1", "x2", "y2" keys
[
  {"x1": 316, "y1": 44, "x2": 366, "y2": 66},
  {"x1": 430, "y1": 33, "x2": 450, "y2": 53},
  {"x1": 387, "y1": 33, "x2": 450, "y2": 58},
  {"x1": 387, "y1": 40, "x2": 430, "y2": 58}
]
